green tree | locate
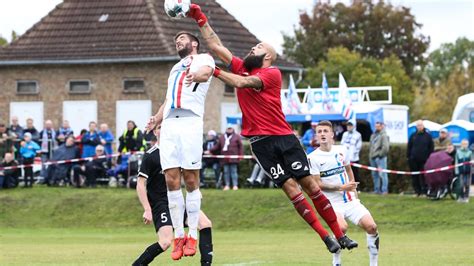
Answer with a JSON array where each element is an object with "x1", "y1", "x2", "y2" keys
[
  {"x1": 304, "y1": 47, "x2": 413, "y2": 106},
  {"x1": 424, "y1": 37, "x2": 474, "y2": 85},
  {"x1": 11, "y1": 31, "x2": 18, "y2": 42},
  {"x1": 283, "y1": 0, "x2": 429, "y2": 76},
  {"x1": 0, "y1": 35, "x2": 7, "y2": 46}
]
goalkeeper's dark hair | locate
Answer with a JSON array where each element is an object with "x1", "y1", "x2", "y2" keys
[{"x1": 174, "y1": 31, "x2": 200, "y2": 51}]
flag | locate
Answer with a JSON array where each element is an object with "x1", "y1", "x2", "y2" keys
[
  {"x1": 322, "y1": 73, "x2": 333, "y2": 112},
  {"x1": 306, "y1": 85, "x2": 316, "y2": 112},
  {"x1": 286, "y1": 74, "x2": 302, "y2": 114},
  {"x1": 339, "y1": 73, "x2": 356, "y2": 126},
  {"x1": 280, "y1": 88, "x2": 289, "y2": 113}
]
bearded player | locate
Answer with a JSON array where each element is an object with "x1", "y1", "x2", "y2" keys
[
  {"x1": 308, "y1": 121, "x2": 379, "y2": 266},
  {"x1": 133, "y1": 126, "x2": 213, "y2": 265},
  {"x1": 186, "y1": 4, "x2": 357, "y2": 253},
  {"x1": 146, "y1": 31, "x2": 214, "y2": 260}
]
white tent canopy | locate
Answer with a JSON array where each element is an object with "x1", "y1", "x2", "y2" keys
[
  {"x1": 452, "y1": 93, "x2": 474, "y2": 122},
  {"x1": 408, "y1": 120, "x2": 443, "y2": 131}
]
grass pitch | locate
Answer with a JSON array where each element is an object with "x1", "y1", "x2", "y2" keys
[{"x1": 1, "y1": 188, "x2": 473, "y2": 265}]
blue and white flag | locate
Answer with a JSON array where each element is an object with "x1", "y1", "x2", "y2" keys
[
  {"x1": 339, "y1": 73, "x2": 356, "y2": 126},
  {"x1": 306, "y1": 85, "x2": 316, "y2": 112},
  {"x1": 286, "y1": 74, "x2": 302, "y2": 114},
  {"x1": 322, "y1": 73, "x2": 334, "y2": 112}
]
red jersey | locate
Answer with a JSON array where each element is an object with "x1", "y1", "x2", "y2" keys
[{"x1": 230, "y1": 56, "x2": 293, "y2": 137}]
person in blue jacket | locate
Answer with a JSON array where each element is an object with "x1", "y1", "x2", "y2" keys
[
  {"x1": 99, "y1": 123, "x2": 115, "y2": 156},
  {"x1": 19, "y1": 132, "x2": 40, "y2": 187},
  {"x1": 301, "y1": 122, "x2": 318, "y2": 153},
  {"x1": 81, "y1": 121, "x2": 101, "y2": 158}
]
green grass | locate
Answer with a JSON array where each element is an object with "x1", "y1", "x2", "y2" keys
[{"x1": 1, "y1": 188, "x2": 473, "y2": 265}]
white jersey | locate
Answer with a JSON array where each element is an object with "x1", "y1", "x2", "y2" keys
[
  {"x1": 308, "y1": 145, "x2": 356, "y2": 204},
  {"x1": 163, "y1": 53, "x2": 215, "y2": 119}
]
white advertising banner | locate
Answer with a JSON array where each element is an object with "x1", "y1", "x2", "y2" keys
[{"x1": 383, "y1": 107, "x2": 409, "y2": 143}]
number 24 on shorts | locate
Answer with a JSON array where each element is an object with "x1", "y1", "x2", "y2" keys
[{"x1": 270, "y1": 164, "x2": 285, "y2": 179}]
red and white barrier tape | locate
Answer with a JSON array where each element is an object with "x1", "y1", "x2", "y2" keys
[
  {"x1": 351, "y1": 160, "x2": 473, "y2": 175},
  {"x1": 0, "y1": 151, "x2": 144, "y2": 171},
  {"x1": 202, "y1": 154, "x2": 254, "y2": 159}
]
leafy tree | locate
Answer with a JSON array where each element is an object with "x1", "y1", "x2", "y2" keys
[
  {"x1": 424, "y1": 37, "x2": 474, "y2": 85},
  {"x1": 283, "y1": 0, "x2": 429, "y2": 75},
  {"x1": 0, "y1": 35, "x2": 7, "y2": 46},
  {"x1": 304, "y1": 47, "x2": 413, "y2": 106},
  {"x1": 11, "y1": 31, "x2": 18, "y2": 42}
]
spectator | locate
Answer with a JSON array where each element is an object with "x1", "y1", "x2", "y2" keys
[
  {"x1": 210, "y1": 125, "x2": 243, "y2": 191},
  {"x1": 246, "y1": 161, "x2": 268, "y2": 187},
  {"x1": 201, "y1": 130, "x2": 220, "y2": 188},
  {"x1": 39, "y1": 120, "x2": 58, "y2": 183},
  {"x1": 341, "y1": 121, "x2": 362, "y2": 185},
  {"x1": 23, "y1": 118, "x2": 40, "y2": 144},
  {"x1": 369, "y1": 121, "x2": 390, "y2": 195},
  {"x1": 46, "y1": 136, "x2": 80, "y2": 186},
  {"x1": 56, "y1": 120, "x2": 74, "y2": 146},
  {"x1": 118, "y1": 120, "x2": 145, "y2": 153},
  {"x1": 0, "y1": 153, "x2": 20, "y2": 189},
  {"x1": 407, "y1": 120, "x2": 434, "y2": 197},
  {"x1": 301, "y1": 122, "x2": 318, "y2": 153},
  {"x1": 456, "y1": 139, "x2": 472, "y2": 203},
  {"x1": 98, "y1": 123, "x2": 114, "y2": 156},
  {"x1": 9, "y1": 116, "x2": 24, "y2": 158},
  {"x1": 433, "y1": 128, "x2": 452, "y2": 151},
  {"x1": 73, "y1": 145, "x2": 109, "y2": 188},
  {"x1": 81, "y1": 122, "x2": 101, "y2": 158},
  {"x1": 0, "y1": 123, "x2": 14, "y2": 159},
  {"x1": 20, "y1": 132, "x2": 40, "y2": 187},
  {"x1": 107, "y1": 153, "x2": 130, "y2": 184},
  {"x1": 75, "y1": 129, "x2": 87, "y2": 156}
]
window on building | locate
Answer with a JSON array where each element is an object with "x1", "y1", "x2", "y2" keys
[
  {"x1": 123, "y1": 79, "x2": 145, "y2": 93},
  {"x1": 224, "y1": 84, "x2": 235, "y2": 96},
  {"x1": 16, "y1": 80, "x2": 39, "y2": 94},
  {"x1": 68, "y1": 80, "x2": 91, "y2": 94}
]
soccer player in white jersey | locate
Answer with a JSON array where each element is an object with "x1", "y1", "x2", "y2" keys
[
  {"x1": 147, "y1": 31, "x2": 215, "y2": 260},
  {"x1": 308, "y1": 120, "x2": 379, "y2": 266}
]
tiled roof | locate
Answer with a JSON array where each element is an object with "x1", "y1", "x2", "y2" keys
[{"x1": 0, "y1": 0, "x2": 300, "y2": 70}]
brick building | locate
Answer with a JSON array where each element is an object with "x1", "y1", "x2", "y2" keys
[{"x1": 0, "y1": 0, "x2": 300, "y2": 138}]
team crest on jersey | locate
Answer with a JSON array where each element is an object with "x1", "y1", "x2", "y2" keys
[
  {"x1": 182, "y1": 56, "x2": 193, "y2": 68},
  {"x1": 337, "y1": 153, "x2": 345, "y2": 163}
]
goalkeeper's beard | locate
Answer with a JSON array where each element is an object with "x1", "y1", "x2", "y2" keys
[
  {"x1": 243, "y1": 53, "x2": 266, "y2": 71},
  {"x1": 178, "y1": 42, "x2": 193, "y2": 58}
]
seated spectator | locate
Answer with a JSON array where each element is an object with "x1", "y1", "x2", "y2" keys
[
  {"x1": 201, "y1": 130, "x2": 220, "y2": 188},
  {"x1": 0, "y1": 153, "x2": 20, "y2": 189},
  {"x1": 56, "y1": 120, "x2": 74, "y2": 146},
  {"x1": 73, "y1": 145, "x2": 110, "y2": 188},
  {"x1": 107, "y1": 154, "x2": 131, "y2": 182},
  {"x1": 23, "y1": 118, "x2": 40, "y2": 144},
  {"x1": 19, "y1": 133, "x2": 40, "y2": 187},
  {"x1": 46, "y1": 136, "x2": 80, "y2": 186},
  {"x1": 0, "y1": 123, "x2": 14, "y2": 159},
  {"x1": 210, "y1": 125, "x2": 243, "y2": 191},
  {"x1": 81, "y1": 122, "x2": 101, "y2": 158},
  {"x1": 118, "y1": 120, "x2": 145, "y2": 153},
  {"x1": 98, "y1": 123, "x2": 114, "y2": 156},
  {"x1": 434, "y1": 128, "x2": 452, "y2": 151}
]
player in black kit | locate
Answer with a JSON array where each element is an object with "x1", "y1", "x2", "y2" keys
[{"x1": 133, "y1": 126, "x2": 213, "y2": 265}]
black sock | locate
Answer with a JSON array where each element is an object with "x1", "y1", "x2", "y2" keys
[
  {"x1": 199, "y1": 227, "x2": 213, "y2": 265},
  {"x1": 132, "y1": 242, "x2": 164, "y2": 266}
]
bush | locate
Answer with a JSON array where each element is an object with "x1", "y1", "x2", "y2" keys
[{"x1": 237, "y1": 142, "x2": 412, "y2": 193}]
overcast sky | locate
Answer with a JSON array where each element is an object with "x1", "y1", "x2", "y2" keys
[{"x1": 0, "y1": 0, "x2": 472, "y2": 54}]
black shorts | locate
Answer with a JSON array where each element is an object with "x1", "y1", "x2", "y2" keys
[
  {"x1": 150, "y1": 200, "x2": 189, "y2": 231},
  {"x1": 151, "y1": 201, "x2": 173, "y2": 231},
  {"x1": 250, "y1": 135, "x2": 311, "y2": 187}
]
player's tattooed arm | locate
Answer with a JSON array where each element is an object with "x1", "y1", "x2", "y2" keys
[
  {"x1": 215, "y1": 70, "x2": 263, "y2": 90},
  {"x1": 199, "y1": 22, "x2": 233, "y2": 65}
]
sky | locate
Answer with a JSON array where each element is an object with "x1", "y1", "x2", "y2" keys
[{"x1": 0, "y1": 0, "x2": 472, "y2": 54}]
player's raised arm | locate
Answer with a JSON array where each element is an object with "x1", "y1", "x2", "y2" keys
[
  {"x1": 187, "y1": 4, "x2": 233, "y2": 65},
  {"x1": 213, "y1": 68, "x2": 263, "y2": 89},
  {"x1": 146, "y1": 100, "x2": 166, "y2": 133}
]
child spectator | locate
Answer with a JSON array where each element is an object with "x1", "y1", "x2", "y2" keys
[
  {"x1": 20, "y1": 132, "x2": 40, "y2": 187},
  {"x1": 456, "y1": 139, "x2": 472, "y2": 203}
]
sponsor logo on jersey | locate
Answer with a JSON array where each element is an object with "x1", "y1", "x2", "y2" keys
[
  {"x1": 291, "y1": 161, "x2": 303, "y2": 170},
  {"x1": 320, "y1": 166, "x2": 345, "y2": 177}
]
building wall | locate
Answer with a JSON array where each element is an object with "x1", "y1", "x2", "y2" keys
[{"x1": 0, "y1": 62, "x2": 238, "y2": 134}]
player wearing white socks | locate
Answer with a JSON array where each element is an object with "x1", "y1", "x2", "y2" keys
[
  {"x1": 147, "y1": 31, "x2": 214, "y2": 260},
  {"x1": 308, "y1": 120, "x2": 379, "y2": 266}
]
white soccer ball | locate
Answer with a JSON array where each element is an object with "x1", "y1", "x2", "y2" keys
[{"x1": 164, "y1": 0, "x2": 191, "y2": 19}]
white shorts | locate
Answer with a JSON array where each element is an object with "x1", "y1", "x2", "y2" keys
[
  {"x1": 332, "y1": 199, "x2": 371, "y2": 226},
  {"x1": 160, "y1": 116, "x2": 203, "y2": 171}
]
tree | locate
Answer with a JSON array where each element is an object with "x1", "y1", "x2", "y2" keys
[
  {"x1": 283, "y1": 0, "x2": 429, "y2": 76},
  {"x1": 424, "y1": 37, "x2": 474, "y2": 85},
  {"x1": 0, "y1": 35, "x2": 7, "y2": 47},
  {"x1": 11, "y1": 31, "x2": 18, "y2": 42},
  {"x1": 304, "y1": 47, "x2": 413, "y2": 106},
  {"x1": 412, "y1": 65, "x2": 473, "y2": 123}
]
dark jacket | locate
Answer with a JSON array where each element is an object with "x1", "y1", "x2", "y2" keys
[
  {"x1": 118, "y1": 127, "x2": 144, "y2": 152},
  {"x1": 407, "y1": 130, "x2": 434, "y2": 162},
  {"x1": 0, "y1": 159, "x2": 20, "y2": 188},
  {"x1": 211, "y1": 132, "x2": 243, "y2": 164},
  {"x1": 0, "y1": 131, "x2": 14, "y2": 158},
  {"x1": 203, "y1": 138, "x2": 219, "y2": 164},
  {"x1": 23, "y1": 127, "x2": 40, "y2": 143}
]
